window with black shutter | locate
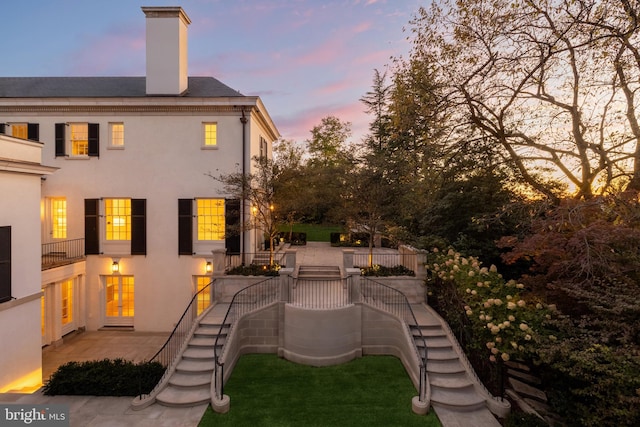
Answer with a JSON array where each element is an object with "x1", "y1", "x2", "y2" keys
[
  {"x1": 178, "y1": 199, "x2": 193, "y2": 255},
  {"x1": 84, "y1": 199, "x2": 100, "y2": 255},
  {"x1": 0, "y1": 226, "x2": 11, "y2": 303},
  {"x1": 131, "y1": 199, "x2": 146, "y2": 255}
]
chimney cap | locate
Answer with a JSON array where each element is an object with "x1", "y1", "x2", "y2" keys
[{"x1": 141, "y1": 6, "x2": 191, "y2": 25}]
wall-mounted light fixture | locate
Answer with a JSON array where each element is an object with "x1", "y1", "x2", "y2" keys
[
  {"x1": 205, "y1": 261, "x2": 213, "y2": 273},
  {"x1": 111, "y1": 260, "x2": 120, "y2": 274}
]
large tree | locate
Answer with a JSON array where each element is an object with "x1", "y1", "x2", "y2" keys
[{"x1": 407, "y1": 0, "x2": 640, "y2": 199}]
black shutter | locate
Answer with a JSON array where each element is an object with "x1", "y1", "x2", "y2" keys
[
  {"x1": 84, "y1": 199, "x2": 100, "y2": 255},
  {"x1": 55, "y1": 123, "x2": 66, "y2": 157},
  {"x1": 131, "y1": 199, "x2": 146, "y2": 255},
  {"x1": 0, "y1": 124, "x2": 5, "y2": 135},
  {"x1": 27, "y1": 123, "x2": 39, "y2": 141},
  {"x1": 225, "y1": 199, "x2": 241, "y2": 254},
  {"x1": 88, "y1": 123, "x2": 99, "y2": 157},
  {"x1": 178, "y1": 199, "x2": 193, "y2": 255},
  {"x1": 0, "y1": 226, "x2": 11, "y2": 303}
]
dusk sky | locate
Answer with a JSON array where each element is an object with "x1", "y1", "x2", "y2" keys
[{"x1": 2, "y1": 0, "x2": 421, "y2": 145}]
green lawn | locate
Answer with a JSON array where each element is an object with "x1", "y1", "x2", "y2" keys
[
  {"x1": 199, "y1": 354, "x2": 441, "y2": 427},
  {"x1": 278, "y1": 223, "x2": 344, "y2": 242}
]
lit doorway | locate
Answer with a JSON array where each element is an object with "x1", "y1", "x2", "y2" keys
[{"x1": 104, "y1": 276, "x2": 134, "y2": 326}]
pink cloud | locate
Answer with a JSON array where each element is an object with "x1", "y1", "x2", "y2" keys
[{"x1": 66, "y1": 25, "x2": 145, "y2": 76}]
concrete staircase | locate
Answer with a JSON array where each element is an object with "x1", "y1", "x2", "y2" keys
[
  {"x1": 155, "y1": 307, "x2": 229, "y2": 408},
  {"x1": 297, "y1": 265, "x2": 341, "y2": 278},
  {"x1": 411, "y1": 304, "x2": 503, "y2": 426}
]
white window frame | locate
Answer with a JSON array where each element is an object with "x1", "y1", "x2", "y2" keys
[
  {"x1": 202, "y1": 122, "x2": 218, "y2": 150},
  {"x1": 108, "y1": 122, "x2": 125, "y2": 149}
]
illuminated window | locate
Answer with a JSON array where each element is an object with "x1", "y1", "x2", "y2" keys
[
  {"x1": 105, "y1": 199, "x2": 131, "y2": 241},
  {"x1": 61, "y1": 279, "x2": 73, "y2": 325},
  {"x1": 11, "y1": 123, "x2": 28, "y2": 139},
  {"x1": 203, "y1": 123, "x2": 217, "y2": 147},
  {"x1": 109, "y1": 123, "x2": 124, "y2": 147},
  {"x1": 196, "y1": 276, "x2": 211, "y2": 315},
  {"x1": 106, "y1": 276, "x2": 134, "y2": 318},
  {"x1": 197, "y1": 199, "x2": 225, "y2": 240},
  {"x1": 52, "y1": 198, "x2": 67, "y2": 239},
  {"x1": 71, "y1": 123, "x2": 89, "y2": 156}
]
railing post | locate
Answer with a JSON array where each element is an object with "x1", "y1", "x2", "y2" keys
[
  {"x1": 343, "y1": 249, "x2": 354, "y2": 270},
  {"x1": 284, "y1": 249, "x2": 297, "y2": 270},
  {"x1": 279, "y1": 268, "x2": 293, "y2": 303}
]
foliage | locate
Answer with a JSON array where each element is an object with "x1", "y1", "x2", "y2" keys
[
  {"x1": 359, "y1": 264, "x2": 415, "y2": 277},
  {"x1": 418, "y1": 168, "x2": 524, "y2": 268},
  {"x1": 497, "y1": 195, "x2": 640, "y2": 425},
  {"x1": 503, "y1": 412, "x2": 548, "y2": 427},
  {"x1": 199, "y1": 354, "x2": 441, "y2": 427},
  {"x1": 43, "y1": 358, "x2": 164, "y2": 396},
  {"x1": 211, "y1": 155, "x2": 281, "y2": 264},
  {"x1": 426, "y1": 248, "x2": 554, "y2": 366},
  {"x1": 498, "y1": 196, "x2": 640, "y2": 287},
  {"x1": 226, "y1": 263, "x2": 280, "y2": 276},
  {"x1": 405, "y1": 0, "x2": 640, "y2": 198}
]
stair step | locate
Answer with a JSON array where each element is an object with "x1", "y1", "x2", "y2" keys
[
  {"x1": 426, "y1": 347, "x2": 458, "y2": 361},
  {"x1": 190, "y1": 336, "x2": 222, "y2": 347},
  {"x1": 429, "y1": 372, "x2": 474, "y2": 389},
  {"x1": 427, "y1": 359, "x2": 466, "y2": 374},
  {"x1": 169, "y1": 372, "x2": 211, "y2": 388},
  {"x1": 416, "y1": 325, "x2": 447, "y2": 337},
  {"x1": 183, "y1": 346, "x2": 215, "y2": 360},
  {"x1": 194, "y1": 326, "x2": 221, "y2": 337},
  {"x1": 430, "y1": 386, "x2": 486, "y2": 410},
  {"x1": 156, "y1": 385, "x2": 210, "y2": 407},
  {"x1": 424, "y1": 336, "x2": 452, "y2": 348},
  {"x1": 176, "y1": 358, "x2": 215, "y2": 373}
]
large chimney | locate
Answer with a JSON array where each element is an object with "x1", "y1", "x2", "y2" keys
[{"x1": 142, "y1": 6, "x2": 191, "y2": 96}]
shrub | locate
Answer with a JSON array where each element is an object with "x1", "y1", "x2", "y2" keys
[
  {"x1": 504, "y1": 412, "x2": 548, "y2": 427},
  {"x1": 226, "y1": 264, "x2": 280, "y2": 276},
  {"x1": 426, "y1": 248, "x2": 554, "y2": 366},
  {"x1": 359, "y1": 264, "x2": 415, "y2": 277},
  {"x1": 43, "y1": 358, "x2": 164, "y2": 396}
]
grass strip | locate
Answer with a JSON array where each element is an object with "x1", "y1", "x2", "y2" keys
[
  {"x1": 278, "y1": 224, "x2": 344, "y2": 242},
  {"x1": 199, "y1": 354, "x2": 441, "y2": 427}
]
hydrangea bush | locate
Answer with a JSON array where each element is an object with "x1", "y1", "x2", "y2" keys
[{"x1": 427, "y1": 248, "x2": 554, "y2": 364}]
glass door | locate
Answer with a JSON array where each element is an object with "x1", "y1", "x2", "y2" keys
[{"x1": 105, "y1": 276, "x2": 134, "y2": 326}]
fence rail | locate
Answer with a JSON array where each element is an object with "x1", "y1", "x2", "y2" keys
[
  {"x1": 288, "y1": 277, "x2": 352, "y2": 309},
  {"x1": 42, "y1": 238, "x2": 85, "y2": 269},
  {"x1": 353, "y1": 251, "x2": 417, "y2": 270}
]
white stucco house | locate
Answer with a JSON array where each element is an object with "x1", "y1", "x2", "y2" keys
[
  {"x1": 0, "y1": 134, "x2": 57, "y2": 392},
  {"x1": 0, "y1": 6, "x2": 279, "y2": 392}
]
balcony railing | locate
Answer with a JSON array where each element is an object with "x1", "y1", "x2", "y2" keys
[{"x1": 42, "y1": 238, "x2": 85, "y2": 269}]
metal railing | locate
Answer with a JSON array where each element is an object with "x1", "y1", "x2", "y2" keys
[
  {"x1": 42, "y1": 238, "x2": 85, "y2": 269},
  {"x1": 213, "y1": 277, "x2": 281, "y2": 401},
  {"x1": 136, "y1": 279, "x2": 215, "y2": 399},
  {"x1": 288, "y1": 277, "x2": 352, "y2": 309},
  {"x1": 353, "y1": 251, "x2": 417, "y2": 270},
  {"x1": 360, "y1": 277, "x2": 429, "y2": 403}
]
